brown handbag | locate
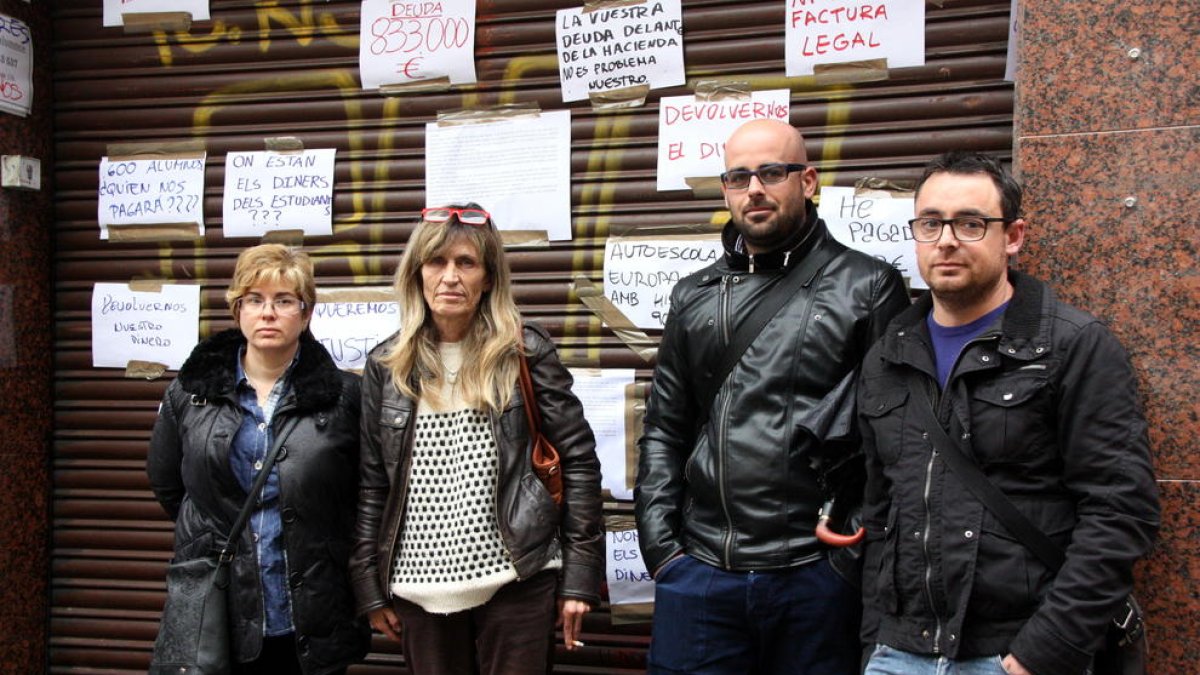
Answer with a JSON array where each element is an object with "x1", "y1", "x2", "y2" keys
[{"x1": 518, "y1": 351, "x2": 563, "y2": 506}]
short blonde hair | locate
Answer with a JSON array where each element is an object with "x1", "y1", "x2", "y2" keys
[{"x1": 224, "y1": 244, "x2": 315, "y2": 318}]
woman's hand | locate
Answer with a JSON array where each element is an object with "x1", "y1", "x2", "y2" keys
[
  {"x1": 557, "y1": 598, "x2": 591, "y2": 650},
  {"x1": 369, "y1": 606, "x2": 402, "y2": 642}
]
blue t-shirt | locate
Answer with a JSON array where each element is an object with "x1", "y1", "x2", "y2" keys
[{"x1": 927, "y1": 302, "x2": 1009, "y2": 389}]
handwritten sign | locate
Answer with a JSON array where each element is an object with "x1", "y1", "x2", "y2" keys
[
  {"x1": 1004, "y1": 0, "x2": 1018, "y2": 81},
  {"x1": 308, "y1": 288, "x2": 399, "y2": 371},
  {"x1": 91, "y1": 283, "x2": 200, "y2": 370},
  {"x1": 359, "y1": 0, "x2": 476, "y2": 89},
  {"x1": 570, "y1": 368, "x2": 636, "y2": 501},
  {"x1": 656, "y1": 89, "x2": 791, "y2": 191},
  {"x1": 556, "y1": 0, "x2": 684, "y2": 103},
  {"x1": 0, "y1": 14, "x2": 33, "y2": 118},
  {"x1": 223, "y1": 149, "x2": 336, "y2": 238},
  {"x1": 103, "y1": 0, "x2": 210, "y2": 27},
  {"x1": 606, "y1": 527, "x2": 654, "y2": 605},
  {"x1": 426, "y1": 110, "x2": 572, "y2": 241},
  {"x1": 818, "y1": 186, "x2": 924, "y2": 289},
  {"x1": 97, "y1": 156, "x2": 206, "y2": 239},
  {"x1": 604, "y1": 236, "x2": 723, "y2": 328},
  {"x1": 785, "y1": 0, "x2": 924, "y2": 76}
]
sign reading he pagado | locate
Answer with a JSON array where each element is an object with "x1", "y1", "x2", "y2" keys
[
  {"x1": 556, "y1": 0, "x2": 684, "y2": 103},
  {"x1": 818, "y1": 185, "x2": 924, "y2": 289},
  {"x1": 603, "y1": 236, "x2": 723, "y2": 329},
  {"x1": 97, "y1": 155, "x2": 207, "y2": 239},
  {"x1": 223, "y1": 149, "x2": 337, "y2": 238}
]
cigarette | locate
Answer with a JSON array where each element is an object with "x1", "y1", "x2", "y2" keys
[{"x1": 572, "y1": 640, "x2": 585, "y2": 647}]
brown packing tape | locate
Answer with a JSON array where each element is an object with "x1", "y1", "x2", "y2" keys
[
  {"x1": 692, "y1": 80, "x2": 752, "y2": 102},
  {"x1": 853, "y1": 176, "x2": 916, "y2": 198},
  {"x1": 262, "y1": 229, "x2": 306, "y2": 246},
  {"x1": 606, "y1": 221, "x2": 723, "y2": 237},
  {"x1": 436, "y1": 104, "x2": 542, "y2": 126},
  {"x1": 624, "y1": 382, "x2": 648, "y2": 492},
  {"x1": 583, "y1": 0, "x2": 647, "y2": 13},
  {"x1": 557, "y1": 351, "x2": 603, "y2": 369},
  {"x1": 107, "y1": 140, "x2": 205, "y2": 159},
  {"x1": 572, "y1": 276, "x2": 657, "y2": 362},
  {"x1": 588, "y1": 84, "x2": 650, "y2": 111},
  {"x1": 683, "y1": 176, "x2": 724, "y2": 197},
  {"x1": 122, "y1": 12, "x2": 192, "y2": 34},
  {"x1": 107, "y1": 222, "x2": 201, "y2": 242},
  {"x1": 500, "y1": 230, "x2": 550, "y2": 247},
  {"x1": 264, "y1": 137, "x2": 304, "y2": 153},
  {"x1": 605, "y1": 513, "x2": 637, "y2": 532},
  {"x1": 379, "y1": 77, "x2": 453, "y2": 95},
  {"x1": 316, "y1": 288, "x2": 396, "y2": 304},
  {"x1": 128, "y1": 278, "x2": 167, "y2": 293},
  {"x1": 611, "y1": 601, "x2": 654, "y2": 625},
  {"x1": 125, "y1": 360, "x2": 168, "y2": 380},
  {"x1": 813, "y1": 58, "x2": 889, "y2": 85}
]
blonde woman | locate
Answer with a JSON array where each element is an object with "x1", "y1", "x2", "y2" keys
[
  {"x1": 148, "y1": 244, "x2": 369, "y2": 674},
  {"x1": 350, "y1": 204, "x2": 603, "y2": 674}
]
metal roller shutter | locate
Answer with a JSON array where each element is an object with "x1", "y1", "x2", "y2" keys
[{"x1": 50, "y1": 1, "x2": 1014, "y2": 671}]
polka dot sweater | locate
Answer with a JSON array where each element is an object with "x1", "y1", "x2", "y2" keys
[{"x1": 389, "y1": 342, "x2": 559, "y2": 614}]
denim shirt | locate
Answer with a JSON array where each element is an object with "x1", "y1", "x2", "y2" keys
[{"x1": 231, "y1": 348, "x2": 298, "y2": 637}]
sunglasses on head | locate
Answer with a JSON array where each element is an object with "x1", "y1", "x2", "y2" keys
[{"x1": 422, "y1": 207, "x2": 491, "y2": 226}]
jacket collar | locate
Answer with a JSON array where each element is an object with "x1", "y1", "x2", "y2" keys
[
  {"x1": 884, "y1": 269, "x2": 1053, "y2": 362},
  {"x1": 175, "y1": 328, "x2": 343, "y2": 413},
  {"x1": 721, "y1": 199, "x2": 823, "y2": 273}
]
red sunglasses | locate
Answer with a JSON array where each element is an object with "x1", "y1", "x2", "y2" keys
[{"x1": 421, "y1": 207, "x2": 491, "y2": 226}]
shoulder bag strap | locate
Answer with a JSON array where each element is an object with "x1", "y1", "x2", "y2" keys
[
  {"x1": 696, "y1": 236, "x2": 847, "y2": 417},
  {"x1": 903, "y1": 374, "x2": 1066, "y2": 571},
  {"x1": 518, "y1": 351, "x2": 541, "y2": 436},
  {"x1": 217, "y1": 430, "x2": 287, "y2": 563}
]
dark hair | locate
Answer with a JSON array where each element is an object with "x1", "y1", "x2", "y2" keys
[{"x1": 915, "y1": 151, "x2": 1023, "y2": 221}]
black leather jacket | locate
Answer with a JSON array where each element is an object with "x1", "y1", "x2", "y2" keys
[
  {"x1": 636, "y1": 205, "x2": 910, "y2": 575},
  {"x1": 858, "y1": 271, "x2": 1160, "y2": 675},
  {"x1": 147, "y1": 329, "x2": 369, "y2": 674},
  {"x1": 349, "y1": 323, "x2": 604, "y2": 616}
]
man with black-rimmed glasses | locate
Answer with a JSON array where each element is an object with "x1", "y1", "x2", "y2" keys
[
  {"x1": 635, "y1": 119, "x2": 909, "y2": 674},
  {"x1": 857, "y1": 151, "x2": 1160, "y2": 675}
]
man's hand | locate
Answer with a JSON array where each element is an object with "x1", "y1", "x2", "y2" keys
[
  {"x1": 1001, "y1": 654, "x2": 1032, "y2": 675},
  {"x1": 557, "y1": 598, "x2": 592, "y2": 650},
  {"x1": 369, "y1": 606, "x2": 402, "y2": 642}
]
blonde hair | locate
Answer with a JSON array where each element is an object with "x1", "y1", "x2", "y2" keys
[
  {"x1": 381, "y1": 205, "x2": 522, "y2": 412},
  {"x1": 224, "y1": 244, "x2": 315, "y2": 319}
]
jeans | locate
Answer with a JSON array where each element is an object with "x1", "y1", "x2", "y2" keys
[
  {"x1": 865, "y1": 644, "x2": 1008, "y2": 675},
  {"x1": 647, "y1": 555, "x2": 860, "y2": 675}
]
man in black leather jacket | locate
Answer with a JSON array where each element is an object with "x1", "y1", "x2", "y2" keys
[
  {"x1": 857, "y1": 152, "x2": 1159, "y2": 675},
  {"x1": 635, "y1": 119, "x2": 910, "y2": 674}
]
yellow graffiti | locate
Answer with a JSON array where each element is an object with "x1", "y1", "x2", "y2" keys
[
  {"x1": 153, "y1": 21, "x2": 243, "y2": 68},
  {"x1": 254, "y1": 0, "x2": 358, "y2": 53}
]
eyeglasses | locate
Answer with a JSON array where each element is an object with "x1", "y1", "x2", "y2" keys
[
  {"x1": 719, "y1": 163, "x2": 807, "y2": 190},
  {"x1": 907, "y1": 216, "x2": 1013, "y2": 243},
  {"x1": 422, "y1": 207, "x2": 491, "y2": 226},
  {"x1": 237, "y1": 295, "x2": 307, "y2": 317}
]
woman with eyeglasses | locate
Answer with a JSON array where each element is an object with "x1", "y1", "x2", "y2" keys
[
  {"x1": 350, "y1": 203, "x2": 603, "y2": 675},
  {"x1": 147, "y1": 244, "x2": 369, "y2": 674}
]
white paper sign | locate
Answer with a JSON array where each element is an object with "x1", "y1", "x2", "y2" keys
[
  {"x1": 309, "y1": 288, "x2": 400, "y2": 371},
  {"x1": 223, "y1": 149, "x2": 336, "y2": 238},
  {"x1": 97, "y1": 156, "x2": 207, "y2": 239},
  {"x1": 556, "y1": 0, "x2": 684, "y2": 103},
  {"x1": 604, "y1": 237, "x2": 723, "y2": 328},
  {"x1": 818, "y1": 186, "x2": 924, "y2": 289},
  {"x1": 1004, "y1": 0, "x2": 1019, "y2": 82},
  {"x1": 656, "y1": 90, "x2": 791, "y2": 191},
  {"x1": 0, "y1": 14, "x2": 33, "y2": 118},
  {"x1": 426, "y1": 110, "x2": 572, "y2": 240},
  {"x1": 785, "y1": 1, "x2": 924, "y2": 76},
  {"x1": 606, "y1": 527, "x2": 654, "y2": 605},
  {"x1": 103, "y1": 0, "x2": 210, "y2": 27},
  {"x1": 359, "y1": 0, "x2": 477, "y2": 89},
  {"x1": 91, "y1": 283, "x2": 201, "y2": 370},
  {"x1": 569, "y1": 368, "x2": 636, "y2": 501}
]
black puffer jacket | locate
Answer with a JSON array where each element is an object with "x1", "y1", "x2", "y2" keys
[
  {"x1": 636, "y1": 204, "x2": 910, "y2": 575},
  {"x1": 147, "y1": 329, "x2": 369, "y2": 673},
  {"x1": 350, "y1": 322, "x2": 604, "y2": 616},
  {"x1": 858, "y1": 270, "x2": 1160, "y2": 675}
]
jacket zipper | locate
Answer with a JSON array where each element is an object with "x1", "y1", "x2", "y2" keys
[
  {"x1": 920, "y1": 425, "x2": 944, "y2": 652},
  {"x1": 717, "y1": 275, "x2": 735, "y2": 568}
]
